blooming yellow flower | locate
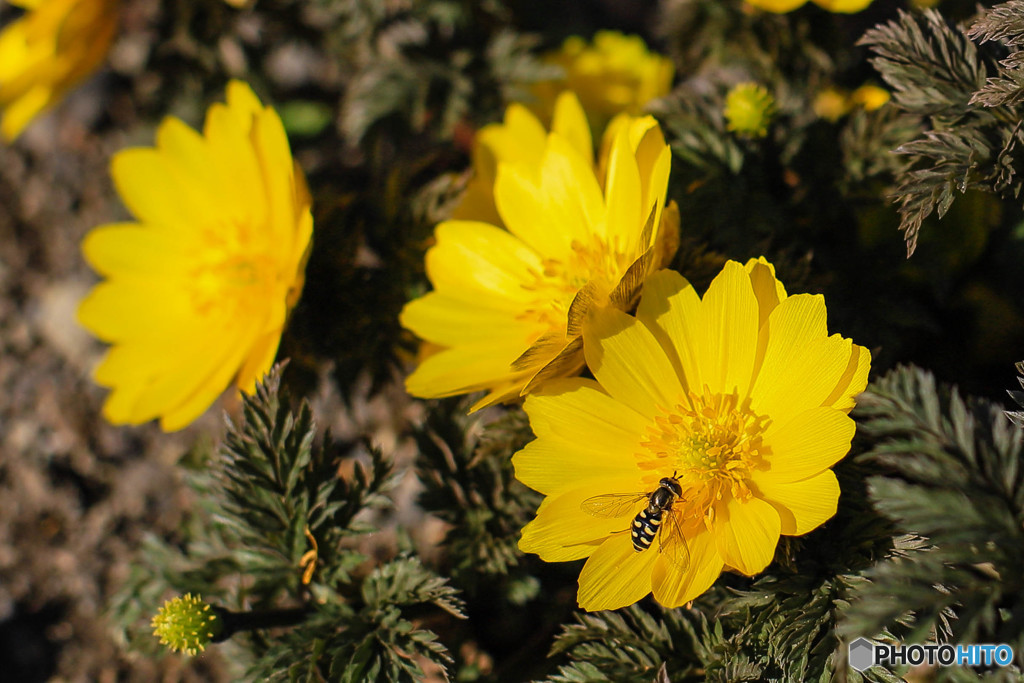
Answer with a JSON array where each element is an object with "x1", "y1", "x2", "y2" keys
[
  {"x1": 745, "y1": 0, "x2": 873, "y2": 12},
  {"x1": 532, "y1": 31, "x2": 674, "y2": 130},
  {"x1": 0, "y1": 0, "x2": 118, "y2": 140},
  {"x1": 401, "y1": 94, "x2": 678, "y2": 410},
  {"x1": 78, "y1": 81, "x2": 313, "y2": 431},
  {"x1": 514, "y1": 259, "x2": 871, "y2": 611}
]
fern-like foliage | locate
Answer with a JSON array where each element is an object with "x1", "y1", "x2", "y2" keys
[
  {"x1": 415, "y1": 399, "x2": 540, "y2": 590},
  {"x1": 111, "y1": 367, "x2": 466, "y2": 681},
  {"x1": 841, "y1": 365, "x2": 1024, "y2": 680},
  {"x1": 250, "y1": 556, "x2": 465, "y2": 683},
  {"x1": 1006, "y1": 360, "x2": 1024, "y2": 427},
  {"x1": 217, "y1": 366, "x2": 393, "y2": 598},
  {"x1": 861, "y1": 8, "x2": 1024, "y2": 255},
  {"x1": 545, "y1": 605, "x2": 704, "y2": 682}
]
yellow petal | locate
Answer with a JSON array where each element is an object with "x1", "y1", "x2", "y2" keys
[
  {"x1": 602, "y1": 124, "x2": 642, "y2": 250},
  {"x1": 811, "y1": 0, "x2": 872, "y2": 12},
  {"x1": 77, "y1": 280, "x2": 199, "y2": 343},
  {"x1": 400, "y1": 291, "x2": 543, "y2": 347},
  {"x1": 538, "y1": 135, "x2": 605, "y2": 242},
  {"x1": 159, "y1": 344, "x2": 253, "y2": 432},
  {"x1": 822, "y1": 343, "x2": 871, "y2": 413},
  {"x1": 477, "y1": 103, "x2": 548, "y2": 180},
  {"x1": 252, "y1": 103, "x2": 300, "y2": 254},
  {"x1": 713, "y1": 496, "x2": 780, "y2": 576},
  {"x1": 493, "y1": 163, "x2": 573, "y2": 258},
  {"x1": 745, "y1": 0, "x2": 807, "y2": 11},
  {"x1": 225, "y1": 79, "x2": 264, "y2": 117},
  {"x1": 404, "y1": 340, "x2": 533, "y2": 399},
  {"x1": 519, "y1": 481, "x2": 638, "y2": 562},
  {"x1": 81, "y1": 222, "x2": 191, "y2": 279},
  {"x1": 749, "y1": 293, "x2": 828, "y2": 393},
  {"x1": 577, "y1": 532, "x2": 660, "y2": 611},
  {"x1": 451, "y1": 175, "x2": 503, "y2": 227},
  {"x1": 636, "y1": 269, "x2": 702, "y2": 394},
  {"x1": 425, "y1": 220, "x2": 542, "y2": 306},
  {"x1": 650, "y1": 527, "x2": 724, "y2": 607},
  {"x1": 626, "y1": 117, "x2": 670, "y2": 242},
  {"x1": 697, "y1": 260, "x2": 760, "y2": 398},
  {"x1": 1, "y1": 85, "x2": 49, "y2": 141},
  {"x1": 110, "y1": 147, "x2": 219, "y2": 230},
  {"x1": 515, "y1": 378, "x2": 647, "y2": 495},
  {"x1": 550, "y1": 91, "x2": 593, "y2": 167},
  {"x1": 754, "y1": 469, "x2": 840, "y2": 536},
  {"x1": 129, "y1": 320, "x2": 256, "y2": 428},
  {"x1": 233, "y1": 329, "x2": 283, "y2": 395},
  {"x1": 526, "y1": 377, "x2": 649, "y2": 444},
  {"x1": 745, "y1": 257, "x2": 787, "y2": 329},
  {"x1": 756, "y1": 407, "x2": 856, "y2": 484},
  {"x1": 583, "y1": 306, "x2": 684, "y2": 418},
  {"x1": 154, "y1": 117, "x2": 217, "y2": 208},
  {"x1": 751, "y1": 334, "x2": 853, "y2": 427},
  {"x1": 202, "y1": 98, "x2": 267, "y2": 231}
]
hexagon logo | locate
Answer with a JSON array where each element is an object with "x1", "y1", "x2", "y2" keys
[{"x1": 848, "y1": 637, "x2": 875, "y2": 672}]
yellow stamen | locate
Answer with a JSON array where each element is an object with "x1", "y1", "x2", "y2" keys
[
  {"x1": 638, "y1": 388, "x2": 771, "y2": 530},
  {"x1": 188, "y1": 221, "x2": 276, "y2": 319},
  {"x1": 518, "y1": 234, "x2": 633, "y2": 331}
]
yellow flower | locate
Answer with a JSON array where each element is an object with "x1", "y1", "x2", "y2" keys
[
  {"x1": 723, "y1": 82, "x2": 776, "y2": 139},
  {"x1": 0, "y1": 0, "x2": 118, "y2": 141},
  {"x1": 812, "y1": 87, "x2": 851, "y2": 122},
  {"x1": 850, "y1": 84, "x2": 890, "y2": 111},
  {"x1": 401, "y1": 93, "x2": 678, "y2": 410},
  {"x1": 745, "y1": 0, "x2": 873, "y2": 13},
  {"x1": 532, "y1": 31, "x2": 674, "y2": 130},
  {"x1": 78, "y1": 81, "x2": 313, "y2": 431},
  {"x1": 514, "y1": 259, "x2": 871, "y2": 611},
  {"x1": 814, "y1": 84, "x2": 890, "y2": 122}
]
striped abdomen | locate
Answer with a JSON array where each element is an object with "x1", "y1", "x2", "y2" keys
[{"x1": 631, "y1": 508, "x2": 663, "y2": 552}]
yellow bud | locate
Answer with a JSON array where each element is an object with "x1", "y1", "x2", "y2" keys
[{"x1": 724, "y1": 83, "x2": 776, "y2": 139}]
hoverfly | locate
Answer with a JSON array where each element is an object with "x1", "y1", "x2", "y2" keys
[{"x1": 581, "y1": 475, "x2": 690, "y2": 571}]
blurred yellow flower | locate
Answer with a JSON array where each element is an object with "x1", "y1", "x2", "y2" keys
[
  {"x1": 515, "y1": 259, "x2": 871, "y2": 611},
  {"x1": 745, "y1": 0, "x2": 873, "y2": 13},
  {"x1": 533, "y1": 31, "x2": 673, "y2": 130},
  {"x1": 401, "y1": 94, "x2": 678, "y2": 410},
  {"x1": 814, "y1": 84, "x2": 890, "y2": 122},
  {"x1": 0, "y1": 0, "x2": 118, "y2": 140},
  {"x1": 78, "y1": 81, "x2": 313, "y2": 431},
  {"x1": 851, "y1": 84, "x2": 890, "y2": 111},
  {"x1": 723, "y1": 82, "x2": 776, "y2": 138}
]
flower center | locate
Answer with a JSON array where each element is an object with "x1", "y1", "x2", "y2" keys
[
  {"x1": 187, "y1": 221, "x2": 276, "y2": 321},
  {"x1": 637, "y1": 388, "x2": 771, "y2": 531},
  {"x1": 519, "y1": 234, "x2": 634, "y2": 331}
]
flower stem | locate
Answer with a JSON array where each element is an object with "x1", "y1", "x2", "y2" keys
[{"x1": 212, "y1": 605, "x2": 313, "y2": 642}]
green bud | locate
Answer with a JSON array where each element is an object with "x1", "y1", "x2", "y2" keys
[
  {"x1": 151, "y1": 593, "x2": 222, "y2": 656},
  {"x1": 724, "y1": 82, "x2": 776, "y2": 139}
]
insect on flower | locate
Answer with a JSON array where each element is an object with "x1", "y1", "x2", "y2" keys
[{"x1": 582, "y1": 474, "x2": 691, "y2": 571}]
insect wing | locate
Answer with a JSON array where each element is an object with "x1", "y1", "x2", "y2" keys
[
  {"x1": 657, "y1": 511, "x2": 691, "y2": 573},
  {"x1": 580, "y1": 492, "x2": 648, "y2": 518}
]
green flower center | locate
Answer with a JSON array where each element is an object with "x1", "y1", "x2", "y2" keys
[{"x1": 638, "y1": 388, "x2": 771, "y2": 531}]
